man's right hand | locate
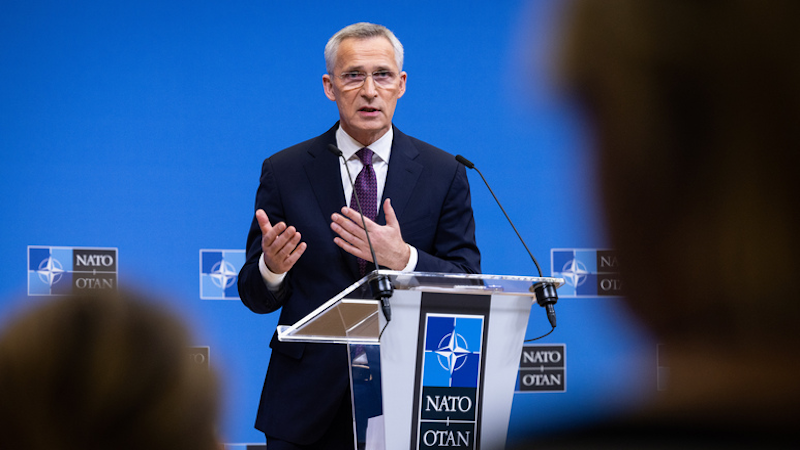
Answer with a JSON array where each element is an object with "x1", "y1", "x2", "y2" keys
[{"x1": 257, "y1": 209, "x2": 307, "y2": 274}]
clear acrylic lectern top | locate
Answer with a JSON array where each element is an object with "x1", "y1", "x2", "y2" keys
[{"x1": 276, "y1": 270, "x2": 564, "y2": 345}]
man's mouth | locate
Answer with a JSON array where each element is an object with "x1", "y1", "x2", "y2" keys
[{"x1": 359, "y1": 107, "x2": 379, "y2": 113}]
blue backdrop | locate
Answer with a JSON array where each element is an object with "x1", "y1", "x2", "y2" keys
[{"x1": 1, "y1": 1, "x2": 655, "y2": 447}]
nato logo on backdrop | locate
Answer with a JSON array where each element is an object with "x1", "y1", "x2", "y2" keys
[
  {"x1": 200, "y1": 249, "x2": 245, "y2": 300},
  {"x1": 517, "y1": 344, "x2": 566, "y2": 392},
  {"x1": 551, "y1": 248, "x2": 622, "y2": 297},
  {"x1": 28, "y1": 246, "x2": 118, "y2": 296}
]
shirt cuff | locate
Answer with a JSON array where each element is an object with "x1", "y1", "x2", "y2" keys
[
  {"x1": 401, "y1": 244, "x2": 418, "y2": 272},
  {"x1": 259, "y1": 254, "x2": 287, "y2": 291}
]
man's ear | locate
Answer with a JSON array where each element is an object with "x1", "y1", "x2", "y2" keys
[
  {"x1": 397, "y1": 71, "x2": 407, "y2": 98},
  {"x1": 323, "y1": 74, "x2": 336, "y2": 101}
]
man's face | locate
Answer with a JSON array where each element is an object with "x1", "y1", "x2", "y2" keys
[{"x1": 323, "y1": 37, "x2": 407, "y2": 146}]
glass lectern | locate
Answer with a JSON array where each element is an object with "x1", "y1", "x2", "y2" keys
[{"x1": 278, "y1": 270, "x2": 564, "y2": 450}]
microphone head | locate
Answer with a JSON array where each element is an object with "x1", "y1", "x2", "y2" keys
[
  {"x1": 455, "y1": 154, "x2": 475, "y2": 169},
  {"x1": 533, "y1": 282, "x2": 558, "y2": 328},
  {"x1": 533, "y1": 282, "x2": 558, "y2": 307},
  {"x1": 327, "y1": 144, "x2": 343, "y2": 157}
]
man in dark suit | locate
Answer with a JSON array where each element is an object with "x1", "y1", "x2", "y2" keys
[{"x1": 238, "y1": 22, "x2": 481, "y2": 450}]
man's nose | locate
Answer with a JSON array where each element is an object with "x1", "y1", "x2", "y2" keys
[{"x1": 360, "y1": 75, "x2": 378, "y2": 97}]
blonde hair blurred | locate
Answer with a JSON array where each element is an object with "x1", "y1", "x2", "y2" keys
[{"x1": 0, "y1": 290, "x2": 220, "y2": 450}]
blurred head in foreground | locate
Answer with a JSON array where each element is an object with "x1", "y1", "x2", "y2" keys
[
  {"x1": 0, "y1": 290, "x2": 220, "y2": 450},
  {"x1": 559, "y1": 0, "x2": 799, "y2": 439}
]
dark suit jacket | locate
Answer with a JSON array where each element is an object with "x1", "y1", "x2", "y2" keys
[{"x1": 237, "y1": 123, "x2": 481, "y2": 444}]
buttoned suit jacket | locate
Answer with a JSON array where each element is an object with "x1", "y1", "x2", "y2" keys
[{"x1": 237, "y1": 123, "x2": 481, "y2": 444}]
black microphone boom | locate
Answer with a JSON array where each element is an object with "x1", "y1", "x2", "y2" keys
[
  {"x1": 455, "y1": 154, "x2": 558, "y2": 329},
  {"x1": 328, "y1": 144, "x2": 393, "y2": 323}
]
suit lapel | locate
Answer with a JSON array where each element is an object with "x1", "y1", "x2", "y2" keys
[
  {"x1": 379, "y1": 126, "x2": 423, "y2": 225},
  {"x1": 303, "y1": 124, "x2": 361, "y2": 279}
]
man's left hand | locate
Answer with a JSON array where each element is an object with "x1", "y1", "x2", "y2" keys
[{"x1": 331, "y1": 198, "x2": 410, "y2": 270}]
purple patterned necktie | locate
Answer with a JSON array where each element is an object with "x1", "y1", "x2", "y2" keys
[{"x1": 350, "y1": 147, "x2": 377, "y2": 277}]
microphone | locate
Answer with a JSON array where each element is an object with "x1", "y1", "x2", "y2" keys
[
  {"x1": 328, "y1": 144, "x2": 393, "y2": 323},
  {"x1": 455, "y1": 154, "x2": 558, "y2": 329}
]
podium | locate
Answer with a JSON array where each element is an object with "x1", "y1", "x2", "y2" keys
[{"x1": 277, "y1": 271, "x2": 564, "y2": 450}]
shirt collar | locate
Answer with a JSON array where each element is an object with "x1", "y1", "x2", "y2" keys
[{"x1": 336, "y1": 125, "x2": 393, "y2": 163}]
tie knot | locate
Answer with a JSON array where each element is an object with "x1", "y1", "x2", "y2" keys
[{"x1": 356, "y1": 147, "x2": 373, "y2": 166}]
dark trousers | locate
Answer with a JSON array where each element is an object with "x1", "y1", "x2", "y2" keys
[{"x1": 265, "y1": 391, "x2": 355, "y2": 450}]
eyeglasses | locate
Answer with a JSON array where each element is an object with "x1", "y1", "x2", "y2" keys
[{"x1": 336, "y1": 70, "x2": 398, "y2": 89}]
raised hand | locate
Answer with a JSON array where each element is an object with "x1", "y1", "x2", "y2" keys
[
  {"x1": 257, "y1": 209, "x2": 307, "y2": 274},
  {"x1": 330, "y1": 198, "x2": 410, "y2": 270}
]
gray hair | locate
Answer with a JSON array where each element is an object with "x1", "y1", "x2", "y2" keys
[{"x1": 324, "y1": 22, "x2": 404, "y2": 74}]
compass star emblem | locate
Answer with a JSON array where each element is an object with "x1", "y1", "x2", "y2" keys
[
  {"x1": 561, "y1": 258, "x2": 589, "y2": 288},
  {"x1": 210, "y1": 260, "x2": 237, "y2": 289},
  {"x1": 435, "y1": 332, "x2": 471, "y2": 374},
  {"x1": 37, "y1": 257, "x2": 65, "y2": 287}
]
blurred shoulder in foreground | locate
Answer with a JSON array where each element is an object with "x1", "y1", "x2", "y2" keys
[{"x1": 519, "y1": 0, "x2": 800, "y2": 448}]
